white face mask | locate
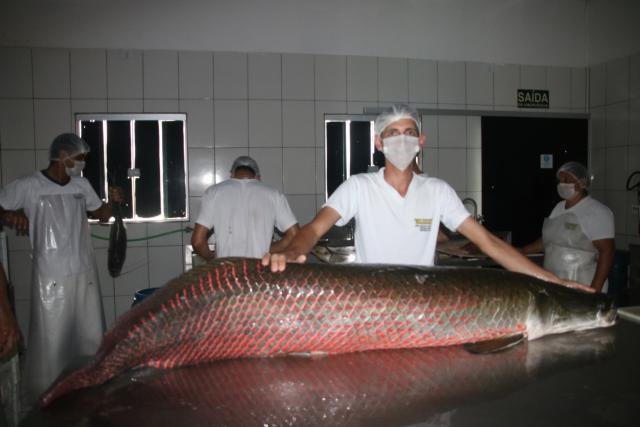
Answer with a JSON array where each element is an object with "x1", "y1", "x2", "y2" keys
[
  {"x1": 65, "y1": 158, "x2": 86, "y2": 177},
  {"x1": 382, "y1": 135, "x2": 420, "y2": 171},
  {"x1": 557, "y1": 183, "x2": 577, "y2": 200}
]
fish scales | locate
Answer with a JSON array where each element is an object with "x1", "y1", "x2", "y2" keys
[{"x1": 40, "y1": 257, "x2": 615, "y2": 407}]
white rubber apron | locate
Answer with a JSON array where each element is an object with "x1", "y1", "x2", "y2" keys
[
  {"x1": 24, "y1": 193, "x2": 105, "y2": 402},
  {"x1": 542, "y1": 211, "x2": 605, "y2": 293}
]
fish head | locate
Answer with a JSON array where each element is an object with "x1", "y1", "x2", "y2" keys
[{"x1": 530, "y1": 287, "x2": 617, "y2": 339}]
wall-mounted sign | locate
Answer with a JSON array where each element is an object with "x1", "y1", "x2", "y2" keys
[
  {"x1": 540, "y1": 154, "x2": 553, "y2": 169},
  {"x1": 517, "y1": 89, "x2": 549, "y2": 109}
]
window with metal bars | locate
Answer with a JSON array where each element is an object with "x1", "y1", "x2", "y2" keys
[{"x1": 76, "y1": 113, "x2": 189, "y2": 222}]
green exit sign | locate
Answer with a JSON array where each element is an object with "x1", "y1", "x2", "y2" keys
[{"x1": 517, "y1": 89, "x2": 549, "y2": 108}]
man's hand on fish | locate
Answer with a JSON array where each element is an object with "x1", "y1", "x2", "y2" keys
[
  {"x1": 558, "y1": 279, "x2": 596, "y2": 293},
  {"x1": 261, "y1": 251, "x2": 306, "y2": 272}
]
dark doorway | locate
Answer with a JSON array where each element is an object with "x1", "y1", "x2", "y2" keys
[{"x1": 482, "y1": 116, "x2": 588, "y2": 247}]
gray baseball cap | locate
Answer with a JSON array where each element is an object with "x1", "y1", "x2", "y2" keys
[{"x1": 230, "y1": 156, "x2": 260, "y2": 176}]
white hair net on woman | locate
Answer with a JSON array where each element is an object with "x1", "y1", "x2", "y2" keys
[
  {"x1": 374, "y1": 104, "x2": 421, "y2": 136},
  {"x1": 49, "y1": 133, "x2": 90, "y2": 161},
  {"x1": 557, "y1": 161, "x2": 592, "y2": 187}
]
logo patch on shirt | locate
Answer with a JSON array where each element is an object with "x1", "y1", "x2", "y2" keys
[
  {"x1": 414, "y1": 218, "x2": 432, "y2": 232},
  {"x1": 564, "y1": 222, "x2": 578, "y2": 231}
]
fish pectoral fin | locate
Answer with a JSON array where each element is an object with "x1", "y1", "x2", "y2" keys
[{"x1": 463, "y1": 334, "x2": 525, "y2": 354}]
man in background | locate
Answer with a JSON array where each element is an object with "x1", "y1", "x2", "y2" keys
[{"x1": 192, "y1": 156, "x2": 300, "y2": 260}]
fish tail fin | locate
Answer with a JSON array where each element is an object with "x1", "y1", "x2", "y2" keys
[{"x1": 38, "y1": 360, "x2": 116, "y2": 408}]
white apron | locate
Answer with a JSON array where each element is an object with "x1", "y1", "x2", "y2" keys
[
  {"x1": 24, "y1": 193, "x2": 105, "y2": 403},
  {"x1": 542, "y1": 211, "x2": 606, "y2": 293}
]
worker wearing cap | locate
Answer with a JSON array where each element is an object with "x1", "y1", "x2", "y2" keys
[
  {"x1": 262, "y1": 104, "x2": 593, "y2": 293},
  {"x1": 520, "y1": 162, "x2": 615, "y2": 293},
  {"x1": 191, "y1": 156, "x2": 300, "y2": 260},
  {"x1": 0, "y1": 133, "x2": 123, "y2": 401}
]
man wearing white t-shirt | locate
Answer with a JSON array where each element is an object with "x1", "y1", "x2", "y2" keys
[
  {"x1": 262, "y1": 104, "x2": 591, "y2": 292},
  {"x1": 192, "y1": 156, "x2": 300, "y2": 260}
]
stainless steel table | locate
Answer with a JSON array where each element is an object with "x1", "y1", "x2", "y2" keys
[{"x1": 21, "y1": 320, "x2": 640, "y2": 427}]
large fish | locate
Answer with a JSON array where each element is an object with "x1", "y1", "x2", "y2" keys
[
  {"x1": 107, "y1": 202, "x2": 127, "y2": 277},
  {"x1": 27, "y1": 328, "x2": 616, "y2": 426},
  {"x1": 39, "y1": 257, "x2": 616, "y2": 407}
]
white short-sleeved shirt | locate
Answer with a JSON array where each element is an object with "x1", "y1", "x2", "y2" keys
[
  {"x1": 0, "y1": 171, "x2": 103, "y2": 246},
  {"x1": 548, "y1": 196, "x2": 614, "y2": 241},
  {"x1": 196, "y1": 178, "x2": 297, "y2": 258},
  {"x1": 325, "y1": 168, "x2": 470, "y2": 265}
]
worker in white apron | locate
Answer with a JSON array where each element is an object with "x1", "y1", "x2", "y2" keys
[
  {"x1": 0, "y1": 133, "x2": 122, "y2": 403},
  {"x1": 520, "y1": 161, "x2": 615, "y2": 293}
]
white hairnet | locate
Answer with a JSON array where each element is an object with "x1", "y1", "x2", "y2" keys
[
  {"x1": 557, "y1": 161, "x2": 592, "y2": 187},
  {"x1": 49, "y1": 133, "x2": 90, "y2": 161},
  {"x1": 374, "y1": 104, "x2": 421, "y2": 136},
  {"x1": 231, "y1": 155, "x2": 260, "y2": 176}
]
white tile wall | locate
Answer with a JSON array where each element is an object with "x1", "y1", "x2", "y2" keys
[
  {"x1": 0, "y1": 99, "x2": 34, "y2": 149},
  {"x1": 521, "y1": 65, "x2": 547, "y2": 90},
  {"x1": 70, "y1": 49, "x2": 107, "y2": 99},
  {"x1": 147, "y1": 223, "x2": 184, "y2": 247},
  {"x1": 421, "y1": 116, "x2": 438, "y2": 148},
  {"x1": 33, "y1": 48, "x2": 70, "y2": 99},
  {"x1": 630, "y1": 53, "x2": 640, "y2": 100},
  {"x1": 438, "y1": 116, "x2": 466, "y2": 148},
  {"x1": 547, "y1": 67, "x2": 571, "y2": 109},
  {"x1": 286, "y1": 195, "x2": 317, "y2": 225},
  {"x1": 437, "y1": 61, "x2": 466, "y2": 105},
  {"x1": 571, "y1": 68, "x2": 587, "y2": 111},
  {"x1": 1, "y1": 150, "x2": 34, "y2": 184},
  {"x1": 409, "y1": 59, "x2": 437, "y2": 104},
  {"x1": 107, "y1": 50, "x2": 143, "y2": 99},
  {"x1": 0, "y1": 47, "x2": 32, "y2": 98},
  {"x1": 589, "y1": 63, "x2": 606, "y2": 108},
  {"x1": 179, "y1": 51, "x2": 213, "y2": 99},
  {"x1": 180, "y1": 99, "x2": 214, "y2": 148},
  {"x1": 630, "y1": 98, "x2": 640, "y2": 145},
  {"x1": 590, "y1": 148, "x2": 606, "y2": 190},
  {"x1": 148, "y1": 246, "x2": 184, "y2": 287},
  {"x1": 214, "y1": 100, "x2": 248, "y2": 147},
  {"x1": 283, "y1": 101, "x2": 315, "y2": 147},
  {"x1": 590, "y1": 106, "x2": 605, "y2": 149},
  {"x1": 605, "y1": 146, "x2": 627, "y2": 190},
  {"x1": 214, "y1": 52, "x2": 247, "y2": 99},
  {"x1": 315, "y1": 55, "x2": 346, "y2": 101},
  {"x1": 34, "y1": 99, "x2": 72, "y2": 148},
  {"x1": 438, "y1": 149, "x2": 466, "y2": 191},
  {"x1": 379, "y1": 58, "x2": 408, "y2": 103},
  {"x1": 494, "y1": 64, "x2": 520, "y2": 107},
  {"x1": 347, "y1": 56, "x2": 377, "y2": 102},
  {"x1": 188, "y1": 148, "x2": 214, "y2": 196},
  {"x1": 114, "y1": 246, "x2": 149, "y2": 297},
  {"x1": 143, "y1": 99, "x2": 179, "y2": 112},
  {"x1": 283, "y1": 147, "x2": 316, "y2": 194},
  {"x1": 606, "y1": 57, "x2": 630, "y2": 105},
  {"x1": 143, "y1": 50, "x2": 179, "y2": 99},
  {"x1": 249, "y1": 100, "x2": 282, "y2": 148},
  {"x1": 248, "y1": 53, "x2": 282, "y2": 100},
  {"x1": 282, "y1": 54, "x2": 314, "y2": 100},
  {"x1": 605, "y1": 102, "x2": 629, "y2": 147},
  {"x1": 466, "y1": 62, "x2": 493, "y2": 106}
]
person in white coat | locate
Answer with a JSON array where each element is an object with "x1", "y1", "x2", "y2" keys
[
  {"x1": 520, "y1": 162, "x2": 615, "y2": 293},
  {"x1": 191, "y1": 156, "x2": 300, "y2": 260},
  {"x1": 0, "y1": 133, "x2": 122, "y2": 402}
]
